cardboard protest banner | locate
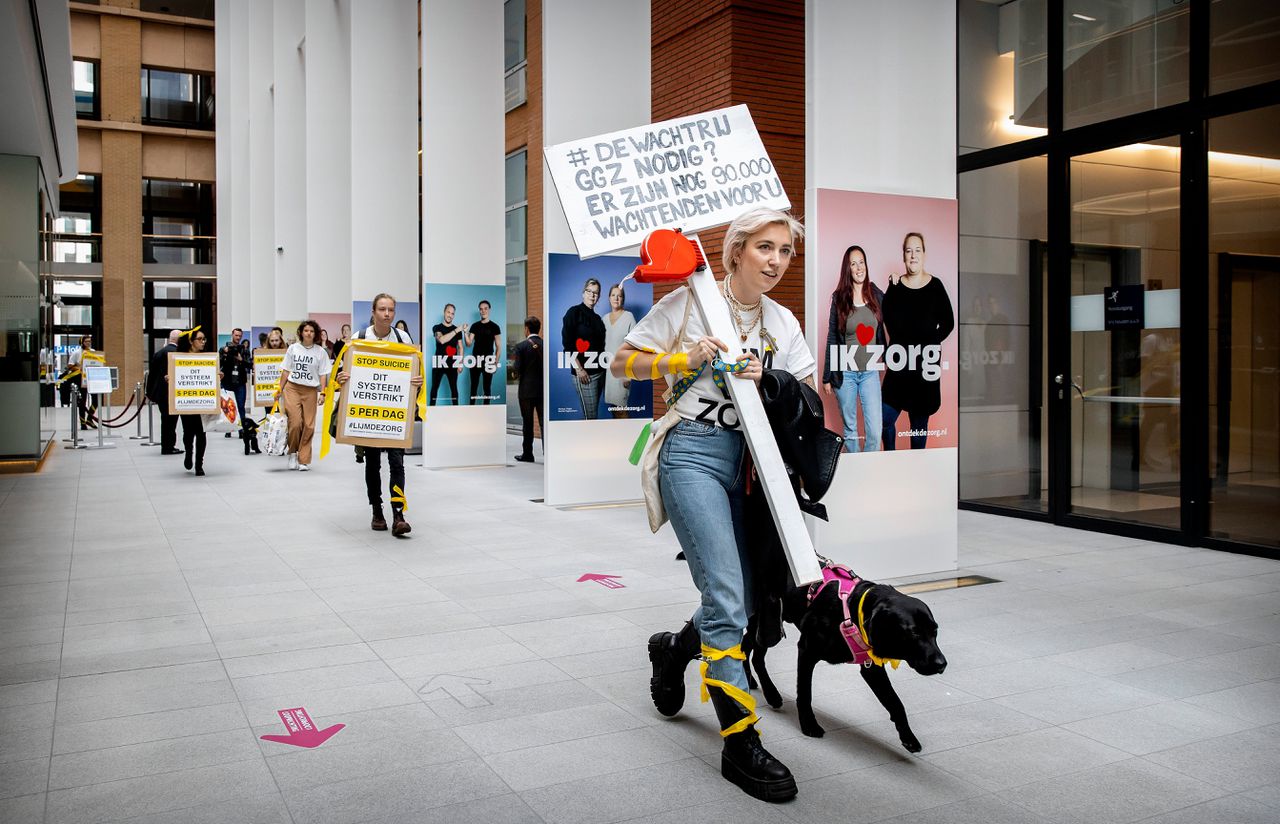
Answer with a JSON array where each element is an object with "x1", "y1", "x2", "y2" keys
[
  {"x1": 253, "y1": 350, "x2": 286, "y2": 407},
  {"x1": 168, "y1": 352, "x2": 219, "y2": 414},
  {"x1": 334, "y1": 340, "x2": 420, "y2": 449},
  {"x1": 544, "y1": 104, "x2": 789, "y2": 259}
]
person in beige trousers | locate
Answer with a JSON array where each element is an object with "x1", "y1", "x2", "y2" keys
[{"x1": 278, "y1": 320, "x2": 332, "y2": 471}]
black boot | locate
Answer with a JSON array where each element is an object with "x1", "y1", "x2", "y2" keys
[
  {"x1": 647, "y1": 621, "x2": 700, "y2": 717},
  {"x1": 194, "y1": 434, "x2": 206, "y2": 476},
  {"x1": 243, "y1": 435, "x2": 251, "y2": 455},
  {"x1": 707, "y1": 685, "x2": 797, "y2": 802}
]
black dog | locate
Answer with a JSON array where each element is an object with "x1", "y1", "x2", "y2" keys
[
  {"x1": 743, "y1": 563, "x2": 946, "y2": 752},
  {"x1": 240, "y1": 417, "x2": 261, "y2": 455}
]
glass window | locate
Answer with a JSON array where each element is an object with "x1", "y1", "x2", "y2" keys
[
  {"x1": 1063, "y1": 1, "x2": 1189, "y2": 129},
  {"x1": 143, "y1": 179, "x2": 215, "y2": 265},
  {"x1": 959, "y1": 156, "x2": 1048, "y2": 512},
  {"x1": 504, "y1": 0, "x2": 527, "y2": 110},
  {"x1": 141, "y1": 68, "x2": 215, "y2": 129},
  {"x1": 74, "y1": 60, "x2": 98, "y2": 119},
  {"x1": 959, "y1": 0, "x2": 1048, "y2": 153},
  {"x1": 505, "y1": 150, "x2": 527, "y2": 207},
  {"x1": 1211, "y1": 0, "x2": 1280, "y2": 94},
  {"x1": 1208, "y1": 104, "x2": 1280, "y2": 548},
  {"x1": 1068, "y1": 140, "x2": 1182, "y2": 530}
]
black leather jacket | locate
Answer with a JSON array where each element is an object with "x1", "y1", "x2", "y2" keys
[
  {"x1": 823, "y1": 283, "x2": 887, "y2": 390},
  {"x1": 745, "y1": 370, "x2": 844, "y2": 644}
]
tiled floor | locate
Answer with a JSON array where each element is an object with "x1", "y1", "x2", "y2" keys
[{"x1": 1, "y1": 428, "x2": 1278, "y2": 824}]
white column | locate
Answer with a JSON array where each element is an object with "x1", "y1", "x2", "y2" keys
[
  {"x1": 247, "y1": 0, "x2": 275, "y2": 327},
  {"x1": 420, "y1": 0, "x2": 505, "y2": 467},
  {"x1": 304, "y1": 0, "x2": 351, "y2": 315},
  {"x1": 349, "y1": 0, "x2": 418, "y2": 305},
  {"x1": 272, "y1": 0, "x2": 307, "y2": 321},
  {"x1": 542, "y1": 0, "x2": 651, "y2": 504},
  {"x1": 806, "y1": 0, "x2": 958, "y2": 579},
  {"x1": 215, "y1": 0, "x2": 252, "y2": 332}
]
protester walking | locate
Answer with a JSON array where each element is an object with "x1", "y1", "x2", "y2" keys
[{"x1": 278, "y1": 320, "x2": 331, "y2": 471}]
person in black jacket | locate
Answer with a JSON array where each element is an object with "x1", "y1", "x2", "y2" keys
[
  {"x1": 147, "y1": 329, "x2": 183, "y2": 454},
  {"x1": 219, "y1": 328, "x2": 248, "y2": 440},
  {"x1": 823, "y1": 245, "x2": 887, "y2": 452},
  {"x1": 176, "y1": 328, "x2": 210, "y2": 475},
  {"x1": 512, "y1": 316, "x2": 543, "y2": 463},
  {"x1": 561, "y1": 278, "x2": 606, "y2": 419},
  {"x1": 880, "y1": 232, "x2": 954, "y2": 450}
]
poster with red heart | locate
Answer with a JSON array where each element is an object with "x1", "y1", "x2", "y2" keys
[
  {"x1": 815, "y1": 188, "x2": 958, "y2": 452},
  {"x1": 548, "y1": 252, "x2": 653, "y2": 422},
  {"x1": 421, "y1": 284, "x2": 507, "y2": 407}
]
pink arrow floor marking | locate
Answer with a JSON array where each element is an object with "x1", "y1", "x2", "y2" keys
[
  {"x1": 577, "y1": 573, "x2": 625, "y2": 589},
  {"x1": 259, "y1": 707, "x2": 345, "y2": 749}
]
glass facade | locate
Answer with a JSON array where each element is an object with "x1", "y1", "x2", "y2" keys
[
  {"x1": 141, "y1": 67, "x2": 215, "y2": 129},
  {"x1": 958, "y1": 0, "x2": 1280, "y2": 554}
]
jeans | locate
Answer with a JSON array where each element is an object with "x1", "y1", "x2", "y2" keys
[
  {"x1": 430, "y1": 368, "x2": 459, "y2": 405},
  {"x1": 364, "y1": 448, "x2": 406, "y2": 512},
  {"x1": 470, "y1": 367, "x2": 495, "y2": 405},
  {"x1": 833, "y1": 370, "x2": 882, "y2": 453},
  {"x1": 658, "y1": 419, "x2": 751, "y2": 692},
  {"x1": 881, "y1": 402, "x2": 931, "y2": 450}
]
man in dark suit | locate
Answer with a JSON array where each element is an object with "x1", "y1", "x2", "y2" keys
[
  {"x1": 512, "y1": 316, "x2": 543, "y2": 463},
  {"x1": 147, "y1": 330, "x2": 183, "y2": 454}
]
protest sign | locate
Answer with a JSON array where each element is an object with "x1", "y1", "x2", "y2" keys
[
  {"x1": 168, "y1": 352, "x2": 219, "y2": 414},
  {"x1": 253, "y1": 350, "x2": 286, "y2": 407},
  {"x1": 544, "y1": 104, "x2": 789, "y2": 259},
  {"x1": 335, "y1": 341, "x2": 420, "y2": 449}
]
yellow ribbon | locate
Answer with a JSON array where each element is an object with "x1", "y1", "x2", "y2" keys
[
  {"x1": 390, "y1": 484, "x2": 408, "y2": 512},
  {"x1": 857, "y1": 590, "x2": 901, "y2": 670},
  {"x1": 319, "y1": 338, "x2": 426, "y2": 460},
  {"x1": 698, "y1": 644, "x2": 759, "y2": 737},
  {"x1": 180, "y1": 325, "x2": 201, "y2": 338},
  {"x1": 82, "y1": 350, "x2": 106, "y2": 364}
]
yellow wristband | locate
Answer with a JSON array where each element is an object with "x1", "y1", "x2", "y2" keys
[
  {"x1": 624, "y1": 351, "x2": 641, "y2": 380},
  {"x1": 669, "y1": 352, "x2": 689, "y2": 374},
  {"x1": 650, "y1": 353, "x2": 668, "y2": 380}
]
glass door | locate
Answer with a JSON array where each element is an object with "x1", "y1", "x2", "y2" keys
[{"x1": 1065, "y1": 140, "x2": 1182, "y2": 530}]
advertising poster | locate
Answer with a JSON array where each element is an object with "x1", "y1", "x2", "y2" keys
[
  {"x1": 252, "y1": 349, "x2": 286, "y2": 407},
  {"x1": 548, "y1": 252, "x2": 653, "y2": 422},
  {"x1": 311, "y1": 312, "x2": 353, "y2": 354},
  {"x1": 335, "y1": 341, "x2": 419, "y2": 449},
  {"x1": 351, "y1": 300, "x2": 422, "y2": 347},
  {"x1": 168, "y1": 352, "x2": 219, "y2": 414},
  {"x1": 815, "y1": 189, "x2": 958, "y2": 452},
  {"x1": 421, "y1": 283, "x2": 507, "y2": 406}
]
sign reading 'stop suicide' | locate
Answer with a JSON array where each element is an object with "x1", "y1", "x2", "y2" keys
[
  {"x1": 253, "y1": 350, "x2": 286, "y2": 407},
  {"x1": 168, "y1": 352, "x2": 219, "y2": 414},
  {"x1": 544, "y1": 105, "x2": 788, "y2": 259},
  {"x1": 336, "y1": 343, "x2": 418, "y2": 449}
]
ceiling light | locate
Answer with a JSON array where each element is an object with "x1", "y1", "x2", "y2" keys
[{"x1": 1072, "y1": 13, "x2": 1097, "y2": 22}]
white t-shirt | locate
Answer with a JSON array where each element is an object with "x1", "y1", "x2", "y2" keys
[
  {"x1": 281, "y1": 342, "x2": 332, "y2": 387},
  {"x1": 625, "y1": 286, "x2": 815, "y2": 430},
  {"x1": 358, "y1": 325, "x2": 413, "y2": 344}
]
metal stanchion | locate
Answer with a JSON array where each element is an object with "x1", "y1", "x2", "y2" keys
[
  {"x1": 85, "y1": 390, "x2": 116, "y2": 450},
  {"x1": 130, "y1": 382, "x2": 147, "y2": 439},
  {"x1": 63, "y1": 385, "x2": 86, "y2": 449},
  {"x1": 142, "y1": 370, "x2": 160, "y2": 447}
]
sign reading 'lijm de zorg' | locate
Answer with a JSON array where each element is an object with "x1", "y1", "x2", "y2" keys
[{"x1": 544, "y1": 105, "x2": 789, "y2": 258}]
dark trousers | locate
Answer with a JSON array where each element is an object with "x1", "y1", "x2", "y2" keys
[
  {"x1": 881, "y1": 403, "x2": 931, "y2": 451},
  {"x1": 158, "y1": 404, "x2": 179, "y2": 451},
  {"x1": 519, "y1": 395, "x2": 543, "y2": 458},
  {"x1": 430, "y1": 368, "x2": 459, "y2": 405},
  {"x1": 469, "y1": 367, "x2": 495, "y2": 405},
  {"x1": 365, "y1": 448, "x2": 406, "y2": 512},
  {"x1": 73, "y1": 377, "x2": 97, "y2": 428},
  {"x1": 180, "y1": 414, "x2": 206, "y2": 467}
]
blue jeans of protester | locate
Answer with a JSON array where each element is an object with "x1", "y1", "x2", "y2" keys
[
  {"x1": 881, "y1": 402, "x2": 931, "y2": 450},
  {"x1": 834, "y1": 370, "x2": 882, "y2": 453},
  {"x1": 658, "y1": 419, "x2": 751, "y2": 693}
]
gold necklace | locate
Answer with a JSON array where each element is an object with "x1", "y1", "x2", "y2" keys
[{"x1": 723, "y1": 273, "x2": 763, "y2": 343}]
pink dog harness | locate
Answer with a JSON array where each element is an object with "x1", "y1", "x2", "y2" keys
[{"x1": 806, "y1": 563, "x2": 900, "y2": 669}]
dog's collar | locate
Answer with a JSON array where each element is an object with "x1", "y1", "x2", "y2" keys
[{"x1": 808, "y1": 563, "x2": 900, "y2": 669}]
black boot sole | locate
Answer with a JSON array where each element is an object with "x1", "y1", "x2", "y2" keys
[
  {"x1": 647, "y1": 633, "x2": 686, "y2": 718},
  {"x1": 721, "y1": 754, "x2": 798, "y2": 802}
]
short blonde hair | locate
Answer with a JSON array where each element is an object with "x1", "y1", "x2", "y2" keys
[{"x1": 722, "y1": 207, "x2": 804, "y2": 274}]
